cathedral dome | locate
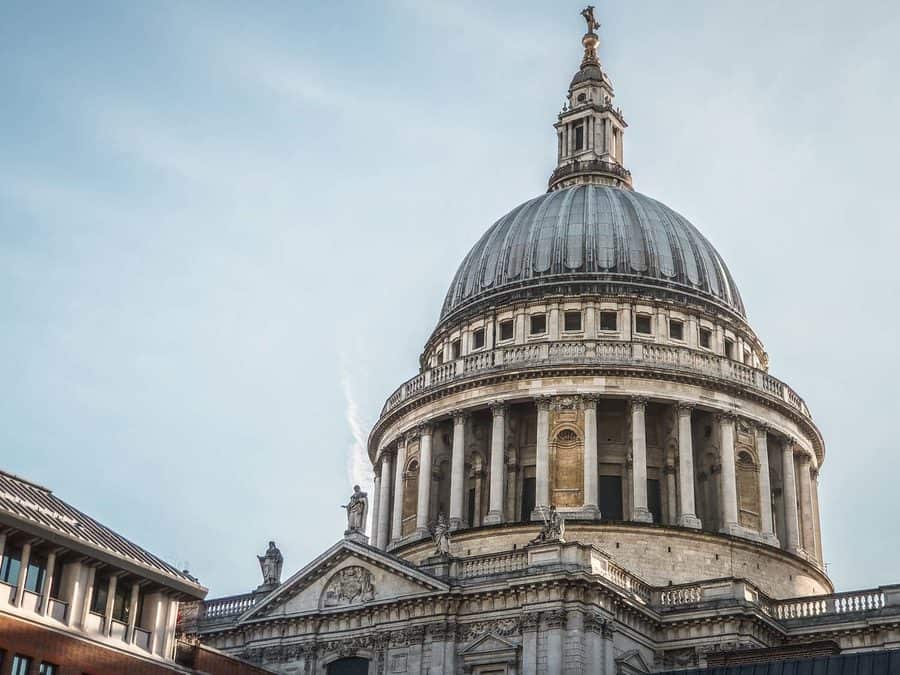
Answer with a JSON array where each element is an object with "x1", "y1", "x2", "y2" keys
[{"x1": 440, "y1": 185, "x2": 745, "y2": 322}]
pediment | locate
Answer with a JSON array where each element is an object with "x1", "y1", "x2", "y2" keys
[
  {"x1": 461, "y1": 633, "x2": 519, "y2": 668},
  {"x1": 616, "y1": 649, "x2": 651, "y2": 674},
  {"x1": 461, "y1": 633, "x2": 518, "y2": 655},
  {"x1": 238, "y1": 539, "x2": 448, "y2": 622}
]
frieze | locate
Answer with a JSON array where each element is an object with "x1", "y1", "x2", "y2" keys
[
  {"x1": 543, "y1": 609, "x2": 568, "y2": 629},
  {"x1": 321, "y1": 566, "x2": 376, "y2": 608},
  {"x1": 456, "y1": 617, "x2": 521, "y2": 642}
]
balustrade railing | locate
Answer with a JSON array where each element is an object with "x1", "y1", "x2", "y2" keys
[
  {"x1": 600, "y1": 559, "x2": 651, "y2": 604},
  {"x1": 659, "y1": 585, "x2": 703, "y2": 606},
  {"x1": 201, "y1": 593, "x2": 257, "y2": 620},
  {"x1": 459, "y1": 550, "x2": 528, "y2": 578},
  {"x1": 381, "y1": 340, "x2": 810, "y2": 420},
  {"x1": 770, "y1": 589, "x2": 886, "y2": 620}
]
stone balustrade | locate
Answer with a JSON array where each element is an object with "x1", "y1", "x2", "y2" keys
[
  {"x1": 458, "y1": 550, "x2": 529, "y2": 579},
  {"x1": 380, "y1": 340, "x2": 810, "y2": 420},
  {"x1": 201, "y1": 593, "x2": 257, "y2": 620},
  {"x1": 769, "y1": 588, "x2": 886, "y2": 620}
]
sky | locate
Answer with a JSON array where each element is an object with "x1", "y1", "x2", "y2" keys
[{"x1": 1, "y1": 0, "x2": 899, "y2": 597}]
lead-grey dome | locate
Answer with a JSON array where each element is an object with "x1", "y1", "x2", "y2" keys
[{"x1": 441, "y1": 185, "x2": 745, "y2": 321}]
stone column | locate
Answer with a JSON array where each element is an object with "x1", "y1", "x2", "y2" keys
[
  {"x1": 535, "y1": 397, "x2": 552, "y2": 514},
  {"x1": 718, "y1": 414, "x2": 740, "y2": 533},
  {"x1": 370, "y1": 473, "x2": 382, "y2": 548},
  {"x1": 521, "y1": 613, "x2": 540, "y2": 674},
  {"x1": 391, "y1": 436, "x2": 409, "y2": 543},
  {"x1": 797, "y1": 454, "x2": 816, "y2": 556},
  {"x1": 586, "y1": 614, "x2": 605, "y2": 672},
  {"x1": 545, "y1": 609, "x2": 566, "y2": 675},
  {"x1": 416, "y1": 424, "x2": 434, "y2": 536},
  {"x1": 485, "y1": 403, "x2": 507, "y2": 525},
  {"x1": 811, "y1": 469, "x2": 823, "y2": 562},
  {"x1": 630, "y1": 398, "x2": 652, "y2": 522},
  {"x1": 104, "y1": 574, "x2": 118, "y2": 634},
  {"x1": 125, "y1": 583, "x2": 141, "y2": 643},
  {"x1": 377, "y1": 451, "x2": 394, "y2": 549},
  {"x1": 676, "y1": 404, "x2": 701, "y2": 528},
  {"x1": 582, "y1": 395, "x2": 600, "y2": 518},
  {"x1": 781, "y1": 438, "x2": 801, "y2": 554},
  {"x1": 602, "y1": 621, "x2": 616, "y2": 674},
  {"x1": 449, "y1": 411, "x2": 468, "y2": 529},
  {"x1": 754, "y1": 425, "x2": 778, "y2": 543},
  {"x1": 14, "y1": 540, "x2": 32, "y2": 607},
  {"x1": 665, "y1": 464, "x2": 677, "y2": 525},
  {"x1": 40, "y1": 549, "x2": 58, "y2": 616}
]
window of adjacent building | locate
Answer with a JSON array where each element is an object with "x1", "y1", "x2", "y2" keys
[
  {"x1": 563, "y1": 310, "x2": 582, "y2": 332},
  {"x1": 451, "y1": 339, "x2": 461, "y2": 360},
  {"x1": 91, "y1": 575, "x2": 110, "y2": 614},
  {"x1": 24, "y1": 553, "x2": 45, "y2": 594},
  {"x1": 40, "y1": 663, "x2": 59, "y2": 675},
  {"x1": 724, "y1": 337, "x2": 735, "y2": 360},
  {"x1": 699, "y1": 327, "x2": 712, "y2": 349},
  {"x1": 574, "y1": 123, "x2": 584, "y2": 151},
  {"x1": 498, "y1": 319, "x2": 514, "y2": 342},
  {"x1": 11, "y1": 655, "x2": 32, "y2": 675},
  {"x1": 669, "y1": 319, "x2": 684, "y2": 341},
  {"x1": 471, "y1": 328, "x2": 485, "y2": 350},
  {"x1": 599, "y1": 310, "x2": 618, "y2": 332},
  {"x1": 112, "y1": 583, "x2": 131, "y2": 623},
  {"x1": 0, "y1": 545, "x2": 22, "y2": 584},
  {"x1": 530, "y1": 313, "x2": 547, "y2": 335},
  {"x1": 635, "y1": 314, "x2": 652, "y2": 335}
]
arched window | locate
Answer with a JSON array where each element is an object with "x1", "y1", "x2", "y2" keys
[
  {"x1": 736, "y1": 450, "x2": 761, "y2": 531},
  {"x1": 401, "y1": 459, "x2": 419, "y2": 537},
  {"x1": 327, "y1": 657, "x2": 370, "y2": 675}
]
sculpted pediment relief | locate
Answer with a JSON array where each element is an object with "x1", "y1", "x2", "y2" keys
[{"x1": 238, "y1": 540, "x2": 448, "y2": 622}]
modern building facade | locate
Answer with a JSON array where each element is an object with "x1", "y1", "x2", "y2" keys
[
  {"x1": 182, "y1": 8, "x2": 900, "y2": 675},
  {"x1": 0, "y1": 469, "x2": 270, "y2": 675}
]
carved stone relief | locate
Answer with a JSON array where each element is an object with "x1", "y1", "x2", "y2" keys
[{"x1": 321, "y1": 566, "x2": 376, "y2": 608}]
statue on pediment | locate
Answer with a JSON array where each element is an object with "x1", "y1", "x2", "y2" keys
[
  {"x1": 343, "y1": 485, "x2": 368, "y2": 534},
  {"x1": 257, "y1": 541, "x2": 283, "y2": 588},
  {"x1": 531, "y1": 505, "x2": 566, "y2": 544},
  {"x1": 429, "y1": 513, "x2": 451, "y2": 557}
]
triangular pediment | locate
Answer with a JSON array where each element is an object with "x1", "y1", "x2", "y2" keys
[
  {"x1": 461, "y1": 633, "x2": 518, "y2": 655},
  {"x1": 238, "y1": 539, "x2": 448, "y2": 622},
  {"x1": 616, "y1": 649, "x2": 651, "y2": 674}
]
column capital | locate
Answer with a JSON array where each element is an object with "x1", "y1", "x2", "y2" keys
[
  {"x1": 489, "y1": 400, "x2": 509, "y2": 416},
  {"x1": 715, "y1": 410, "x2": 739, "y2": 424},
  {"x1": 451, "y1": 409, "x2": 470, "y2": 424},
  {"x1": 676, "y1": 402, "x2": 695, "y2": 417},
  {"x1": 581, "y1": 393, "x2": 601, "y2": 404},
  {"x1": 783, "y1": 435, "x2": 797, "y2": 451},
  {"x1": 416, "y1": 422, "x2": 433, "y2": 437},
  {"x1": 753, "y1": 421, "x2": 771, "y2": 436},
  {"x1": 396, "y1": 434, "x2": 409, "y2": 449},
  {"x1": 630, "y1": 396, "x2": 648, "y2": 411},
  {"x1": 535, "y1": 396, "x2": 553, "y2": 412},
  {"x1": 797, "y1": 452, "x2": 812, "y2": 466}
]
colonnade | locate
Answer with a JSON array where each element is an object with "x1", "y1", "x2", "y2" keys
[{"x1": 370, "y1": 396, "x2": 822, "y2": 564}]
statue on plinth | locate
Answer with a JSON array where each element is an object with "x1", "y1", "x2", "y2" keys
[
  {"x1": 531, "y1": 505, "x2": 566, "y2": 544},
  {"x1": 257, "y1": 541, "x2": 284, "y2": 588},
  {"x1": 342, "y1": 485, "x2": 368, "y2": 538},
  {"x1": 429, "y1": 513, "x2": 452, "y2": 557}
]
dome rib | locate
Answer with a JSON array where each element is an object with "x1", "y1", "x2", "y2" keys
[{"x1": 440, "y1": 185, "x2": 746, "y2": 321}]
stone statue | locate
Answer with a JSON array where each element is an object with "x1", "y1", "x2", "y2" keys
[
  {"x1": 429, "y1": 513, "x2": 451, "y2": 557},
  {"x1": 342, "y1": 485, "x2": 368, "y2": 534},
  {"x1": 581, "y1": 5, "x2": 600, "y2": 33},
  {"x1": 257, "y1": 541, "x2": 283, "y2": 587},
  {"x1": 531, "y1": 505, "x2": 566, "y2": 544}
]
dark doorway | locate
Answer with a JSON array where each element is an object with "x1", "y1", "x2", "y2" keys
[
  {"x1": 521, "y1": 476, "x2": 536, "y2": 521},
  {"x1": 647, "y1": 478, "x2": 662, "y2": 524},
  {"x1": 327, "y1": 657, "x2": 369, "y2": 675},
  {"x1": 599, "y1": 476, "x2": 623, "y2": 520}
]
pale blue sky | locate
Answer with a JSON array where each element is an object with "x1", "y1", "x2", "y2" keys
[{"x1": 2, "y1": 1, "x2": 899, "y2": 596}]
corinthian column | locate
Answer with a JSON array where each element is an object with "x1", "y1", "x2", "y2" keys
[
  {"x1": 781, "y1": 438, "x2": 801, "y2": 554},
  {"x1": 718, "y1": 413, "x2": 740, "y2": 533},
  {"x1": 582, "y1": 395, "x2": 600, "y2": 518},
  {"x1": 485, "y1": 403, "x2": 507, "y2": 525},
  {"x1": 391, "y1": 435, "x2": 409, "y2": 543},
  {"x1": 376, "y1": 451, "x2": 393, "y2": 549},
  {"x1": 630, "y1": 398, "x2": 652, "y2": 522},
  {"x1": 676, "y1": 404, "x2": 701, "y2": 528},
  {"x1": 535, "y1": 397, "x2": 552, "y2": 515},
  {"x1": 754, "y1": 424, "x2": 778, "y2": 544},
  {"x1": 797, "y1": 454, "x2": 816, "y2": 556},
  {"x1": 449, "y1": 411, "x2": 468, "y2": 529},
  {"x1": 370, "y1": 473, "x2": 381, "y2": 548},
  {"x1": 415, "y1": 424, "x2": 433, "y2": 537}
]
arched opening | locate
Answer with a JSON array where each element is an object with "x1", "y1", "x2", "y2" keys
[
  {"x1": 737, "y1": 450, "x2": 761, "y2": 531},
  {"x1": 327, "y1": 657, "x2": 369, "y2": 675},
  {"x1": 550, "y1": 427, "x2": 583, "y2": 507}
]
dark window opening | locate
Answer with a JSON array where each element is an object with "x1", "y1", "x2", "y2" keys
[
  {"x1": 635, "y1": 314, "x2": 652, "y2": 335},
  {"x1": 724, "y1": 338, "x2": 735, "y2": 359},
  {"x1": 577, "y1": 93, "x2": 587, "y2": 103},
  {"x1": 40, "y1": 663, "x2": 59, "y2": 675},
  {"x1": 467, "y1": 488, "x2": 476, "y2": 528},
  {"x1": 599, "y1": 311, "x2": 618, "y2": 331},
  {"x1": 699, "y1": 327, "x2": 712, "y2": 348},
  {"x1": 471, "y1": 328, "x2": 485, "y2": 350},
  {"x1": 91, "y1": 576, "x2": 110, "y2": 614},
  {"x1": 12, "y1": 655, "x2": 32, "y2": 675},
  {"x1": 24, "y1": 554, "x2": 45, "y2": 594},
  {"x1": 112, "y1": 583, "x2": 131, "y2": 623},
  {"x1": 327, "y1": 657, "x2": 370, "y2": 675},
  {"x1": 669, "y1": 319, "x2": 684, "y2": 341},
  {"x1": 530, "y1": 314, "x2": 547, "y2": 335},
  {"x1": 521, "y1": 477, "x2": 536, "y2": 522},
  {"x1": 599, "y1": 476, "x2": 623, "y2": 520},
  {"x1": 499, "y1": 319, "x2": 514, "y2": 341},
  {"x1": 564, "y1": 310, "x2": 582, "y2": 332},
  {"x1": 0, "y1": 545, "x2": 22, "y2": 584},
  {"x1": 575, "y1": 124, "x2": 584, "y2": 150},
  {"x1": 647, "y1": 479, "x2": 662, "y2": 524},
  {"x1": 451, "y1": 339, "x2": 461, "y2": 360}
]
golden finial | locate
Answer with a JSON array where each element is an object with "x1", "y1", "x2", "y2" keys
[{"x1": 580, "y1": 6, "x2": 601, "y2": 67}]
